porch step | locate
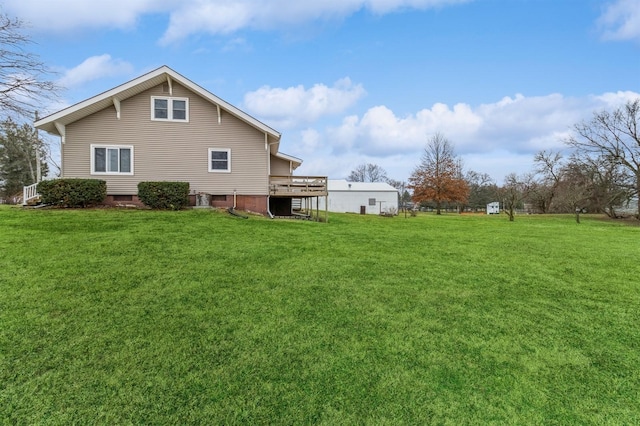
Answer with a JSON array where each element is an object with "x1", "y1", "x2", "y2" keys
[{"x1": 22, "y1": 183, "x2": 40, "y2": 206}]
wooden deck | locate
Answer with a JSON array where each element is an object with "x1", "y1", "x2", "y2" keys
[{"x1": 269, "y1": 175, "x2": 328, "y2": 197}]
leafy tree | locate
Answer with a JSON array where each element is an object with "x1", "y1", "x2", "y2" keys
[
  {"x1": 0, "y1": 118, "x2": 48, "y2": 198},
  {"x1": 409, "y1": 133, "x2": 469, "y2": 215},
  {"x1": 565, "y1": 99, "x2": 640, "y2": 217},
  {"x1": 348, "y1": 163, "x2": 388, "y2": 182},
  {"x1": 0, "y1": 13, "x2": 59, "y2": 119}
]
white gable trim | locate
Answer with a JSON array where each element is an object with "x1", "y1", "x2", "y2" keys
[
  {"x1": 54, "y1": 122, "x2": 66, "y2": 143},
  {"x1": 34, "y1": 66, "x2": 281, "y2": 142}
]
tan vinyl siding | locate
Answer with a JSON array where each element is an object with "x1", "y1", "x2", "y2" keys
[
  {"x1": 63, "y1": 82, "x2": 269, "y2": 195},
  {"x1": 270, "y1": 155, "x2": 293, "y2": 176}
]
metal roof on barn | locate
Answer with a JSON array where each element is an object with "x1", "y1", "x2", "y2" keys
[{"x1": 328, "y1": 179, "x2": 398, "y2": 192}]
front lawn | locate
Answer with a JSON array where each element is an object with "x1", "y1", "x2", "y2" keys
[{"x1": 1, "y1": 206, "x2": 639, "y2": 424}]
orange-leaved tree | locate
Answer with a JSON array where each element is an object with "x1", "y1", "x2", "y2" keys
[{"x1": 409, "y1": 133, "x2": 469, "y2": 215}]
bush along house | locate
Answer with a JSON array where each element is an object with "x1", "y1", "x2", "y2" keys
[{"x1": 33, "y1": 66, "x2": 327, "y2": 218}]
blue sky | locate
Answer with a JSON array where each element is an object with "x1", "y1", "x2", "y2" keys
[{"x1": 4, "y1": 0, "x2": 640, "y2": 183}]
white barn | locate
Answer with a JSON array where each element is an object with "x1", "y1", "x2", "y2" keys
[{"x1": 316, "y1": 180, "x2": 399, "y2": 215}]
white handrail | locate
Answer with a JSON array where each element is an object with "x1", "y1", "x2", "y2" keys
[{"x1": 23, "y1": 183, "x2": 39, "y2": 205}]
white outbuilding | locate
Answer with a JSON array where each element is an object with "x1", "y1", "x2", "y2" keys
[
  {"x1": 487, "y1": 201, "x2": 500, "y2": 214},
  {"x1": 317, "y1": 179, "x2": 399, "y2": 215}
]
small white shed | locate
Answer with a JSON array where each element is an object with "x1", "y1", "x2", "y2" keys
[
  {"x1": 487, "y1": 201, "x2": 500, "y2": 214},
  {"x1": 317, "y1": 180, "x2": 399, "y2": 215}
]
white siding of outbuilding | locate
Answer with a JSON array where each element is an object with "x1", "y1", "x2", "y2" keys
[
  {"x1": 317, "y1": 180, "x2": 398, "y2": 214},
  {"x1": 487, "y1": 202, "x2": 500, "y2": 214}
]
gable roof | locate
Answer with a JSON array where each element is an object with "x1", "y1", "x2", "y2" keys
[
  {"x1": 329, "y1": 179, "x2": 398, "y2": 192},
  {"x1": 274, "y1": 151, "x2": 303, "y2": 169},
  {"x1": 35, "y1": 65, "x2": 282, "y2": 150}
]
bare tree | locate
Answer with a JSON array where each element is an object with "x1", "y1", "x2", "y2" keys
[
  {"x1": 348, "y1": 163, "x2": 388, "y2": 182},
  {"x1": 564, "y1": 153, "x2": 634, "y2": 218},
  {"x1": 0, "y1": 13, "x2": 59, "y2": 119},
  {"x1": 530, "y1": 150, "x2": 564, "y2": 213},
  {"x1": 499, "y1": 173, "x2": 533, "y2": 222},
  {"x1": 556, "y1": 160, "x2": 594, "y2": 223},
  {"x1": 464, "y1": 170, "x2": 497, "y2": 211},
  {"x1": 409, "y1": 133, "x2": 469, "y2": 215},
  {"x1": 565, "y1": 99, "x2": 640, "y2": 217}
]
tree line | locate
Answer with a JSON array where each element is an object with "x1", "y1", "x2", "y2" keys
[{"x1": 350, "y1": 98, "x2": 640, "y2": 221}]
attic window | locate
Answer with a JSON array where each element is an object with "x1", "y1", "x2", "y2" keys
[{"x1": 151, "y1": 96, "x2": 189, "y2": 122}]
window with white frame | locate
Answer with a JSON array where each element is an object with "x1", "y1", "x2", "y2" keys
[
  {"x1": 151, "y1": 97, "x2": 189, "y2": 122},
  {"x1": 208, "y1": 148, "x2": 231, "y2": 173},
  {"x1": 91, "y1": 145, "x2": 133, "y2": 175}
]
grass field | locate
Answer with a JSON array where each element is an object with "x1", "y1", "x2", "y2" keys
[{"x1": 1, "y1": 205, "x2": 639, "y2": 424}]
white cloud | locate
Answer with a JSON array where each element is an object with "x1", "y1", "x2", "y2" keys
[
  {"x1": 327, "y1": 101, "x2": 483, "y2": 155},
  {"x1": 160, "y1": 0, "x2": 471, "y2": 43},
  {"x1": 2, "y1": 0, "x2": 470, "y2": 42},
  {"x1": 291, "y1": 91, "x2": 640, "y2": 183},
  {"x1": 243, "y1": 78, "x2": 366, "y2": 128},
  {"x1": 298, "y1": 129, "x2": 322, "y2": 155},
  {"x1": 58, "y1": 55, "x2": 134, "y2": 89},
  {"x1": 2, "y1": 0, "x2": 169, "y2": 32},
  {"x1": 598, "y1": 0, "x2": 640, "y2": 42},
  {"x1": 326, "y1": 92, "x2": 640, "y2": 158}
]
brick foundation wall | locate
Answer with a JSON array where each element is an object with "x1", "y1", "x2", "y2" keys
[{"x1": 103, "y1": 193, "x2": 269, "y2": 215}]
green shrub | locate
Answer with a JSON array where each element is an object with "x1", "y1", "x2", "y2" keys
[
  {"x1": 138, "y1": 181, "x2": 190, "y2": 210},
  {"x1": 38, "y1": 179, "x2": 106, "y2": 208}
]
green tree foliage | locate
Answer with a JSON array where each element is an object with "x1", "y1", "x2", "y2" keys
[{"x1": 0, "y1": 118, "x2": 48, "y2": 198}]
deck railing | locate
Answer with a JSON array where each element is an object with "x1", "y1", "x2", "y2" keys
[
  {"x1": 269, "y1": 175, "x2": 328, "y2": 197},
  {"x1": 23, "y1": 183, "x2": 39, "y2": 205}
]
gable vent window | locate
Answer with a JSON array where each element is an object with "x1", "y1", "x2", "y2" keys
[{"x1": 151, "y1": 96, "x2": 189, "y2": 122}]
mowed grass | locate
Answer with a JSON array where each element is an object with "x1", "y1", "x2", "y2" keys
[{"x1": 1, "y1": 206, "x2": 639, "y2": 424}]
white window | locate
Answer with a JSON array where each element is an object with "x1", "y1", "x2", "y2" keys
[
  {"x1": 151, "y1": 97, "x2": 189, "y2": 122},
  {"x1": 369, "y1": 198, "x2": 376, "y2": 206},
  {"x1": 208, "y1": 148, "x2": 231, "y2": 173},
  {"x1": 91, "y1": 145, "x2": 134, "y2": 175}
]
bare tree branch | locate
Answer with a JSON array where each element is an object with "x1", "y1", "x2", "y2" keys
[
  {"x1": 0, "y1": 13, "x2": 59, "y2": 119},
  {"x1": 565, "y1": 99, "x2": 640, "y2": 217}
]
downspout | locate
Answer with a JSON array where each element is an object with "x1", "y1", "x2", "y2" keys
[
  {"x1": 233, "y1": 189, "x2": 237, "y2": 209},
  {"x1": 266, "y1": 196, "x2": 274, "y2": 219}
]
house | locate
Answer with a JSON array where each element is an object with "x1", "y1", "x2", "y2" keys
[
  {"x1": 33, "y1": 66, "x2": 327, "y2": 216},
  {"x1": 315, "y1": 179, "x2": 399, "y2": 215}
]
